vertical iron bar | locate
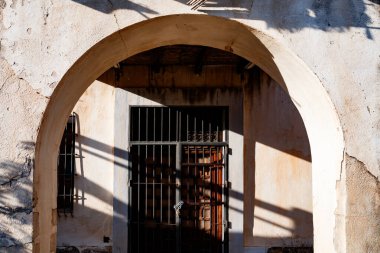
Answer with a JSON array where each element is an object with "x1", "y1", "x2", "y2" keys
[
  {"x1": 214, "y1": 146, "x2": 219, "y2": 251},
  {"x1": 176, "y1": 144, "x2": 181, "y2": 253},
  {"x1": 169, "y1": 108, "x2": 171, "y2": 141},
  {"x1": 194, "y1": 146, "x2": 197, "y2": 231},
  {"x1": 137, "y1": 145, "x2": 140, "y2": 253},
  {"x1": 145, "y1": 145, "x2": 148, "y2": 218},
  {"x1": 209, "y1": 122, "x2": 212, "y2": 142},
  {"x1": 146, "y1": 108, "x2": 148, "y2": 141},
  {"x1": 179, "y1": 111, "x2": 182, "y2": 142},
  {"x1": 154, "y1": 108, "x2": 156, "y2": 142},
  {"x1": 138, "y1": 108, "x2": 141, "y2": 142},
  {"x1": 187, "y1": 146, "x2": 190, "y2": 211},
  {"x1": 201, "y1": 146, "x2": 204, "y2": 238},
  {"x1": 202, "y1": 118, "x2": 204, "y2": 142},
  {"x1": 63, "y1": 123, "x2": 67, "y2": 215},
  {"x1": 145, "y1": 108, "x2": 148, "y2": 253},
  {"x1": 70, "y1": 115, "x2": 76, "y2": 214},
  {"x1": 209, "y1": 156, "x2": 212, "y2": 252},
  {"x1": 194, "y1": 115, "x2": 197, "y2": 142},
  {"x1": 153, "y1": 145, "x2": 155, "y2": 220},
  {"x1": 160, "y1": 145, "x2": 163, "y2": 223},
  {"x1": 186, "y1": 112, "x2": 189, "y2": 142},
  {"x1": 161, "y1": 107, "x2": 163, "y2": 141},
  {"x1": 224, "y1": 145, "x2": 228, "y2": 253},
  {"x1": 168, "y1": 144, "x2": 171, "y2": 252},
  {"x1": 168, "y1": 145, "x2": 170, "y2": 224},
  {"x1": 176, "y1": 110, "x2": 179, "y2": 142},
  {"x1": 222, "y1": 108, "x2": 226, "y2": 142}
]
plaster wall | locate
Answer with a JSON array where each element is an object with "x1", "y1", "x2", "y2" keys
[
  {"x1": 0, "y1": 1, "x2": 378, "y2": 252},
  {"x1": 245, "y1": 72, "x2": 313, "y2": 248},
  {"x1": 56, "y1": 81, "x2": 115, "y2": 249}
]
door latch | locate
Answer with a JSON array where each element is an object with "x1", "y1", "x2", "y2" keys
[
  {"x1": 173, "y1": 200, "x2": 184, "y2": 217},
  {"x1": 223, "y1": 220, "x2": 232, "y2": 230}
]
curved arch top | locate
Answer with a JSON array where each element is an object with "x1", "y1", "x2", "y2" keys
[{"x1": 34, "y1": 14, "x2": 344, "y2": 253}]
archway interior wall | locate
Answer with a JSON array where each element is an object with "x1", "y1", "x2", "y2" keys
[{"x1": 34, "y1": 15, "x2": 344, "y2": 253}]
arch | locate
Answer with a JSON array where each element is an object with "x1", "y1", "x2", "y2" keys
[{"x1": 33, "y1": 14, "x2": 344, "y2": 253}]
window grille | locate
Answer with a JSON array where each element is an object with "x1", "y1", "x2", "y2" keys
[{"x1": 57, "y1": 113, "x2": 76, "y2": 215}]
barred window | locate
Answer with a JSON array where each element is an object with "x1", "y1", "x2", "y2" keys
[{"x1": 57, "y1": 113, "x2": 76, "y2": 215}]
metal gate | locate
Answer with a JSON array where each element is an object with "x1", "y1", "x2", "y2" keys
[{"x1": 128, "y1": 107, "x2": 229, "y2": 253}]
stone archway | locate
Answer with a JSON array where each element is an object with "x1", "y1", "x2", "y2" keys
[{"x1": 33, "y1": 14, "x2": 344, "y2": 253}]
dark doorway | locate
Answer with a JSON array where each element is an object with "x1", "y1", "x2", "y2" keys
[{"x1": 128, "y1": 106, "x2": 229, "y2": 253}]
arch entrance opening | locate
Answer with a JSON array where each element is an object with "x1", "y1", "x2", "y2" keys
[
  {"x1": 34, "y1": 15, "x2": 344, "y2": 253},
  {"x1": 55, "y1": 45, "x2": 313, "y2": 253}
]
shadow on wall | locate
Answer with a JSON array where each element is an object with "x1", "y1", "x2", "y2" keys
[
  {"x1": 0, "y1": 142, "x2": 34, "y2": 250},
  {"x1": 71, "y1": 0, "x2": 157, "y2": 18},
  {"x1": 123, "y1": 81, "x2": 311, "y2": 162},
  {"x1": 71, "y1": 0, "x2": 379, "y2": 40},
  {"x1": 179, "y1": 0, "x2": 380, "y2": 40},
  {"x1": 56, "y1": 149, "x2": 312, "y2": 252}
]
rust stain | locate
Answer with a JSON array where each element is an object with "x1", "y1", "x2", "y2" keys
[
  {"x1": 50, "y1": 231, "x2": 56, "y2": 252},
  {"x1": 224, "y1": 44, "x2": 234, "y2": 53},
  {"x1": 49, "y1": 209, "x2": 58, "y2": 252},
  {"x1": 51, "y1": 208, "x2": 57, "y2": 226},
  {"x1": 175, "y1": 23, "x2": 197, "y2": 32},
  {"x1": 32, "y1": 211, "x2": 39, "y2": 253}
]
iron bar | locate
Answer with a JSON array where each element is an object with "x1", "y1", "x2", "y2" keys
[
  {"x1": 137, "y1": 144, "x2": 140, "y2": 253},
  {"x1": 160, "y1": 145, "x2": 163, "y2": 223},
  {"x1": 130, "y1": 141, "x2": 227, "y2": 146},
  {"x1": 168, "y1": 145, "x2": 171, "y2": 224}
]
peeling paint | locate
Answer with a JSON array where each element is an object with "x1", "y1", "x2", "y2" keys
[{"x1": 345, "y1": 154, "x2": 380, "y2": 253}]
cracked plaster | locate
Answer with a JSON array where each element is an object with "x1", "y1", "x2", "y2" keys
[{"x1": 344, "y1": 154, "x2": 380, "y2": 253}]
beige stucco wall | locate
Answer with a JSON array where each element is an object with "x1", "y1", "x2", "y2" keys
[
  {"x1": 0, "y1": 1, "x2": 378, "y2": 253},
  {"x1": 57, "y1": 81, "x2": 115, "y2": 249},
  {"x1": 246, "y1": 73, "x2": 313, "y2": 247}
]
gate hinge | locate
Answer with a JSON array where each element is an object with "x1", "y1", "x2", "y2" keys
[
  {"x1": 128, "y1": 180, "x2": 132, "y2": 187},
  {"x1": 223, "y1": 220, "x2": 232, "y2": 230},
  {"x1": 224, "y1": 181, "x2": 231, "y2": 189},
  {"x1": 228, "y1": 148, "x2": 232, "y2": 155}
]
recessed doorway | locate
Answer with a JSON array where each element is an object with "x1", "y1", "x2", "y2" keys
[{"x1": 128, "y1": 106, "x2": 229, "y2": 253}]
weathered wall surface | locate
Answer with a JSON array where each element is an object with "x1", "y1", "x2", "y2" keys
[
  {"x1": 244, "y1": 72, "x2": 313, "y2": 247},
  {"x1": 0, "y1": 0, "x2": 379, "y2": 252},
  {"x1": 56, "y1": 81, "x2": 114, "y2": 250},
  {"x1": 0, "y1": 57, "x2": 47, "y2": 252},
  {"x1": 344, "y1": 155, "x2": 380, "y2": 253}
]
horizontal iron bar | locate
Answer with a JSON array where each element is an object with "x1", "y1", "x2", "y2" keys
[
  {"x1": 129, "y1": 221, "x2": 177, "y2": 226},
  {"x1": 131, "y1": 183, "x2": 177, "y2": 185},
  {"x1": 184, "y1": 202, "x2": 226, "y2": 206},
  {"x1": 130, "y1": 141, "x2": 228, "y2": 146},
  {"x1": 181, "y1": 163, "x2": 225, "y2": 166}
]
